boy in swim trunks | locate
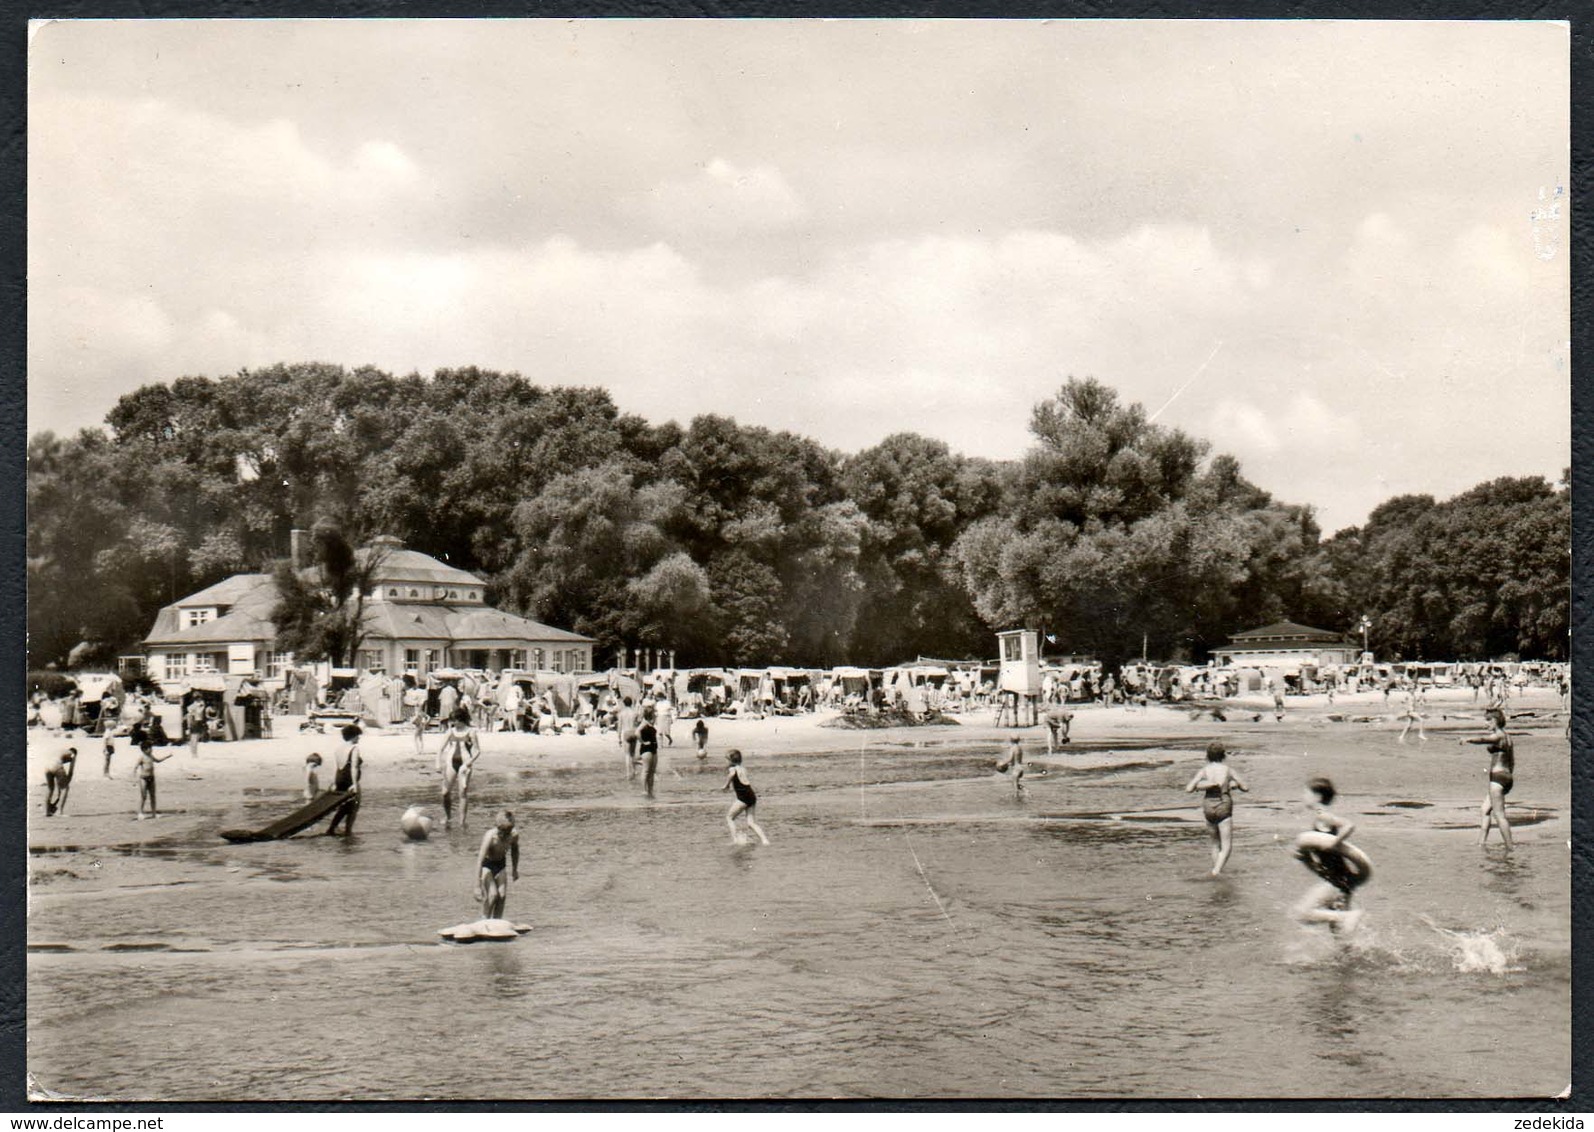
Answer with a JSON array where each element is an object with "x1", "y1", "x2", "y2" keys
[
  {"x1": 1184, "y1": 740, "x2": 1249, "y2": 875},
  {"x1": 997, "y1": 735, "x2": 1026, "y2": 796},
  {"x1": 722, "y1": 749, "x2": 770, "y2": 845},
  {"x1": 474, "y1": 811, "x2": 521, "y2": 919},
  {"x1": 617, "y1": 696, "x2": 640, "y2": 780},
  {"x1": 134, "y1": 739, "x2": 175, "y2": 820},
  {"x1": 1461, "y1": 708, "x2": 1514, "y2": 851},
  {"x1": 1293, "y1": 776, "x2": 1370, "y2": 934},
  {"x1": 693, "y1": 717, "x2": 709, "y2": 760}
]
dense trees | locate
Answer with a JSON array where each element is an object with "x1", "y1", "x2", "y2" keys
[{"x1": 24, "y1": 365, "x2": 1570, "y2": 670}]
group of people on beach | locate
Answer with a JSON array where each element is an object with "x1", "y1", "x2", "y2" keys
[
  {"x1": 393, "y1": 695, "x2": 767, "y2": 920},
  {"x1": 1167, "y1": 704, "x2": 1520, "y2": 933}
]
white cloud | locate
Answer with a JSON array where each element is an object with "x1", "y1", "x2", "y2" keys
[{"x1": 627, "y1": 158, "x2": 808, "y2": 238}]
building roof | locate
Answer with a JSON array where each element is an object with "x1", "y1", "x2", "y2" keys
[
  {"x1": 1226, "y1": 620, "x2": 1349, "y2": 644},
  {"x1": 143, "y1": 574, "x2": 279, "y2": 646},
  {"x1": 148, "y1": 572, "x2": 593, "y2": 651},
  {"x1": 172, "y1": 572, "x2": 277, "y2": 609},
  {"x1": 359, "y1": 538, "x2": 483, "y2": 587}
]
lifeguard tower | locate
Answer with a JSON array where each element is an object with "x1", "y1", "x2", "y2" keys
[{"x1": 996, "y1": 628, "x2": 1041, "y2": 727}]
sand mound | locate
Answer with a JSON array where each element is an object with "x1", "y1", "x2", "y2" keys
[{"x1": 822, "y1": 709, "x2": 960, "y2": 730}]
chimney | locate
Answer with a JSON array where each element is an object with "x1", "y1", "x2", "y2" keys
[{"x1": 290, "y1": 528, "x2": 308, "y2": 570}]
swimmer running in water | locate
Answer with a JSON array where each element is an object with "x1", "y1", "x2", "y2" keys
[
  {"x1": 1184, "y1": 740, "x2": 1249, "y2": 875},
  {"x1": 722, "y1": 749, "x2": 769, "y2": 845},
  {"x1": 1292, "y1": 775, "x2": 1371, "y2": 934},
  {"x1": 474, "y1": 811, "x2": 521, "y2": 919},
  {"x1": 1461, "y1": 707, "x2": 1514, "y2": 851},
  {"x1": 1397, "y1": 684, "x2": 1428, "y2": 743}
]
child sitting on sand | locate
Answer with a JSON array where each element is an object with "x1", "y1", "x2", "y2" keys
[{"x1": 1292, "y1": 775, "x2": 1371, "y2": 934}]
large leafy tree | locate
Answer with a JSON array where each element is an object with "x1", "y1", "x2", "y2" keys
[
  {"x1": 950, "y1": 378, "x2": 1331, "y2": 670},
  {"x1": 270, "y1": 521, "x2": 388, "y2": 666}
]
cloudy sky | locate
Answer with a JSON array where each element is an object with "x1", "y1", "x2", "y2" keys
[{"x1": 28, "y1": 19, "x2": 1568, "y2": 532}]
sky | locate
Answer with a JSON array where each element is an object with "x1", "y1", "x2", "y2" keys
[{"x1": 27, "y1": 19, "x2": 1569, "y2": 533}]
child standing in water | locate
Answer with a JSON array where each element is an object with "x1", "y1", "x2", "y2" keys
[
  {"x1": 134, "y1": 739, "x2": 175, "y2": 820},
  {"x1": 996, "y1": 734, "x2": 1026, "y2": 796},
  {"x1": 692, "y1": 717, "x2": 709, "y2": 760},
  {"x1": 304, "y1": 752, "x2": 323, "y2": 800},
  {"x1": 474, "y1": 811, "x2": 521, "y2": 919},
  {"x1": 1184, "y1": 741, "x2": 1249, "y2": 875},
  {"x1": 1461, "y1": 708, "x2": 1514, "y2": 851},
  {"x1": 722, "y1": 749, "x2": 770, "y2": 845},
  {"x1": 1292, "y1": 776, "x2": 1372, "y2": 934}
]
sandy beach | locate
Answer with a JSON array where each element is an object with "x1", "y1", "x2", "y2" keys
[{"x1": 26, "y1": 684, "x2": 1564, "y2": 895}]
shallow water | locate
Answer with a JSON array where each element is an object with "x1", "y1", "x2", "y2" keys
[{"x1": 28, "y1": 724, "x2": 1571, "y2": 1100}]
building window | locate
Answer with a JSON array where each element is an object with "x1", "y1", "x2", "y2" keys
[
  {"x1": 409, "y1": 589, "x2": 419, "y2": 599},
  {"x1": 448, "y1": 590, "x2": 458, "y2": 600},
  {"x1": 356, "y1": 648, "x2": 385, "y2": 673},
  {"x1": 423, "y1": 649, "x2": 439, "y2": 675},
  {"x1": 183, "y1": 608, "x2": 214, "y2": 629},
  {"x1": 389, "y1": 588, "x2": 399, "y2": 598},
  {"x1": 192, "y1": 653, "x2": 218, "y2": 674},
  {"x1": 264, "y1": 651, "x2": 291, "y2": 679},
  {"x1": 166, "y1": 653, "x2": 188, "y2": 678}
]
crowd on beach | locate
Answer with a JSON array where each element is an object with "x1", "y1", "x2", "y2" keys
[{"x1": 28, "y1": 655, "x2": 1566, "y2": 935}]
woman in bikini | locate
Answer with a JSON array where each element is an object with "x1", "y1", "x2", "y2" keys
[
  {"x1": 1461, "y1": 708, "x2": 1514, "y2": 851},
  {"x1": 1185, "y1": 740, "x2": 1249, "y2": 875},
  {"x1": 437, "y1": 708, "x2": 482, "y2": 829}
]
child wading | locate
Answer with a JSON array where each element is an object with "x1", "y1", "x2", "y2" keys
[
  {"x1": 996, "y1": 735, "x2": 1026, "y2": 795},
  {"x1": 1292, "y1": 776, "x2": 1372, "y2": 934},
  {"x1": 475, "y1": 811, "x2": 521, "y2": 919},
  {"x1": 722, "y1": 749, "x2": 769, "y2": 845},
  {"x1": 134, "y1": 739, "x2": 175, "y2": 820},
  {"x1": 1184, "y1": 741, "x2": 1248, "y2": 875}
]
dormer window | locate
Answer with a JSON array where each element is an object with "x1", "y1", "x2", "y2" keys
[
  {"x1": 409, "y1": 589, "x2": 419, "y2": 599},
  {"x1": 183, "y1": 608, "x2": 216, "y2": 629},
  {"x1": 389, "y1": 589, "x2": 399, "y2": 598}
]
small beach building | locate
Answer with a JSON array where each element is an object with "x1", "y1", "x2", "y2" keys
[
  {"x1": 142, "y1": 536, "x2": 595, "y2": 684},
  {"x1": 1213, "y1": 620, "x2": 1357, "y2": 671}
]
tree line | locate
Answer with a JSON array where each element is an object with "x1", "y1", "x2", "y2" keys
[{"x1": 26, "y1": 363, "x2": 1569, "y2": 672}]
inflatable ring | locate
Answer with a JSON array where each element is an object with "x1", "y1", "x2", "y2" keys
[{"x1": 1293, "y1": 830, "x2": 1372, "y2": 884}]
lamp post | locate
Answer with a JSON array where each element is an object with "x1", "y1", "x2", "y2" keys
[{"x1": 1358, "y1": 615, "x2": 1372, "y2": 654}]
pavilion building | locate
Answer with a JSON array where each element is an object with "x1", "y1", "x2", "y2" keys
[
  {"x1": 141, "y1": 535, "x2": 594, "y2": 682},
  {"x1": 1212, "y1": 620, "x2": 1358, "y2": 670}
]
